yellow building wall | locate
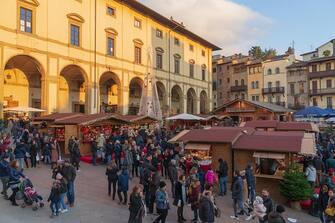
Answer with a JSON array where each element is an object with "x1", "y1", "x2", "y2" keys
[{"x1": 0, "y1": 0, "x2": 214, "y2": 118}]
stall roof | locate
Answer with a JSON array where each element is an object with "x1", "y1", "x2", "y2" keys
[
  {"x1": 33, "y1": 113, "x2": 84, "y2": 122},
  {"x1": 232, "y1": 134, "x2": 303, "y2": 153},
  {"x1": 54, "y1": 114, "x2": 119, "y2": 125},
  {"x1": 117, "y1": 115, "x2": 158, "y2": 123},
  {"x1": 242, "y1": 120, "x2": 317, "y2": 132},
  {"x1": 178, "y1": 128, "x2": 244, "y2": 143},
  {"x1": 243, "y1": 120, "x2": 278, "y2": 128},
  {"x1": 252, "y1": 131, "x2": 304, "y2": 137},
  {"x1": 166, "y1": 113, "x2": 205, "y2": 121},
  {"x1": 168, "y1": 130, "x2": 190, "y2": 143}
]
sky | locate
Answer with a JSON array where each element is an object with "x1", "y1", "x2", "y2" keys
[{"x1": 140, "y1": 0, "x2": 335, "y2": 57}]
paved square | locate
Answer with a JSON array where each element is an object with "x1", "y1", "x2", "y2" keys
[{"x1": 0, "y1": 163, "x2": 319, "y2": 223}]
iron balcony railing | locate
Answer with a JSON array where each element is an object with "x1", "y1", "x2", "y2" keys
[{"x1": 262, "y1": 87, "x2": 285, "y2": 94}]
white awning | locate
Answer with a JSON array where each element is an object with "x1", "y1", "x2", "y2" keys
[
  {"x1": 185, "y1": 143, "x2": 211, "y2": 151},
  {"x1": 253, "y1": 152, "x2": 285, "y2": 159},
  {"x1": 300, "y1": 133, "x2": 316, "y2": 155}
]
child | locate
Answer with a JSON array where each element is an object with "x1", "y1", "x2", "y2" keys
[
  {"x1": 246, "y1": 196, "x2": 266, "y2": 221},
  {"x1": 47, "y1": 180, "x2": 61, "y2": 218}
]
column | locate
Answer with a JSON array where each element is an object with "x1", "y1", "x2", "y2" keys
[
  {"x1": 183, "y1": 94, "x2": 187, "y2": 114},
  {"x1": 90, "y1": 82, "x2": 98, "y2": 114},
  {"x1": 43, "y1": 76, "x2": 58, "y2": 114},
  {"x1": 122, "y1": 86, "x2": 129, "y2": 115},
  {"x1": 196, "y1": 97, "x2": 200, "y2": 114},
  {"x1": 85, "y1": 82, "x2": 92, "y2": 114}
]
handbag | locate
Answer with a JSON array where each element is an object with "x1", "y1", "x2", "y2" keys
[{"x1": 325, "y1": 207, "x2": 335, "y2": 217}]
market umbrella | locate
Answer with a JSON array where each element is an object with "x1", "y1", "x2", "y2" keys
[
  {"x1": 294, "y1": 106, "x2": 329, "y2": 118},
  {"x1": 326, "y1": 117, "x2": 335, "y2": 123},
  {"x1": 4, "y1": 106, "x2": 46, "y2": 112},
  {"x1": 166, "y1": 113, "x2": 205, "y2": 121}
]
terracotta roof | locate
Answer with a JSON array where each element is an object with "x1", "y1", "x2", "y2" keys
[
  {"x1": 179, "y1": 128, "x2": 243, "y2": 143},
  {"x1": 33, "y1": 113, "x2": 84, "y2": 122},
  {"x1": 276, "y1": 122, "x2": 313, "y2": 131},
  {"x1": 54, "y1": 113, "x2": 117, "y2": 125},
  {"x1": 244, "y1": 120, "x2": 278, "y2": 128},
  {"x1": 233, "y1": 134, "x2": 302, "y2": 153},
  {"x1": 118, "y1": 0, "x2": 220, "y2": 50},
  {"x1": 210, "y1": 126, "x2": 255, "y2": 134},
  {"x1": 286, "y1": 61, "x2": 308, "y2": 69},
  {"x1": 308, "y1": 70, "x2": 335, "y2": 79}
]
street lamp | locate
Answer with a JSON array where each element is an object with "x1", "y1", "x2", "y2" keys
[{"x1": 168, "y1": 19, "x2": 184, "y2": 117}]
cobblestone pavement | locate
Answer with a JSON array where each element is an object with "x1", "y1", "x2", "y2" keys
[{"x1": 0, "y1": 163, "x2": 319, "y2": 223}]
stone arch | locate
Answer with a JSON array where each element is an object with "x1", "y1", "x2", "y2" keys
[
  {"x1": 3, "y1": 55, "x2": 45, "y2": 113},
  {"x1": 171, "y1": 84, "x2": 183, "y2": 114},
  {"x1": 187, "y1": 87, "x2": 197, "y2": 114},
  {"x1": 59, "y1": 65, "x2": 88, "y2": 113},
  {"x1": 156, "y1": 81, "x2": 167, "y2": 115},
  {"x1": 129, "y1": 77, "x2": 143, "y2": 115},
  {"x1": 99, "y1": 72, "x2": 121, "y2": 113},
  {"x1": 200, "y1": 90, "x2": 209, "y2": 114}
]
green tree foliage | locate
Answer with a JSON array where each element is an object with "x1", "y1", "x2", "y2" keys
[
  {"x1": 248, "y1": 46, "x2": 278, "y2": 59},
  {"x1": 280, "y1": 163, "x2": 313, "y2": 201},
  {"x1": 248, "y1": 46, "x2": 263, "y2": 59},
  {"x1": 323, "y1": 50, "x2": 331, "y2": 57}
]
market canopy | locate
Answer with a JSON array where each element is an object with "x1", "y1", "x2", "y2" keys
[
  {"x1": 166, "y1": 113, "x2": 205, "y2": 121},
  {"x1": 4, "y1": 106, "x2": 46, "y2": 112},
  {"x1": 326, "y1": 117, "x2": 335, "y2": 123},
  {"x1": 294, "y1": 106, "x2": 332, "y2": 118}
]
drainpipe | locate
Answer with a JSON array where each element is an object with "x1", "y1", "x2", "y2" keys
[{"x1": 94, "y1": 0, "x2": 97, "y2": 112}]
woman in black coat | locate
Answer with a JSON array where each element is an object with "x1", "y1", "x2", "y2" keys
[
  {"x1": 199, "y1": 192, "x2": 215, "y2": 223},
  {"x1": 106, "y1": 162, "x2": 119, "y2": 200},
  {"x1": 174, "y1": 175, "x2": 187, "y2": 223},
  {"x1": 128, "y1": 185, "x2": 145, "y2": 223}
]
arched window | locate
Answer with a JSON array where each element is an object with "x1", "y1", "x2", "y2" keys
[
  {"x1": 201, "y1": 64, "x2": 206, "y2": 81},
  {"x1": 275, "y1": 67, "x2": 280, "y2": 74},
  {"x1": 251, "y1": 81, "x2": 255, "y2": 89},
  {"x1": 189, "y1": 59, "x2": 195, "y2": 78},
  {"x1": 267, "y1": 69, "x2": 272, "y2": 75},
  {"x1": 255, "y1": 81, "x2": 259, "y2": 89},
  {"x1": 155, "y1": 47, "x2": 164, "y2": 69},
  {"x1": 241, "y1": 79, "x2": 245, "y2": 86}
]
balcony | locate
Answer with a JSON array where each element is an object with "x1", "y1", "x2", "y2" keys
[
  {"x1": 262, "y1": 87, "x2": 285, "y2": 94},
  {"x1": 308, "y1": 70, "x2": 335, "y2": 79},
  {"x1": 310, "y1": 88, "x2": 335, "y2": 96},
  {"x1": 230, "y1": 85, "x2": 247, "y2": 92},
  {"x1": 275, "y1": 101, "x2": 286, "y2": 107}
]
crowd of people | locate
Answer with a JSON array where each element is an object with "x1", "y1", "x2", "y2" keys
[{"x1": 0, "y1": 118, "x2": 323, "y2": 223}]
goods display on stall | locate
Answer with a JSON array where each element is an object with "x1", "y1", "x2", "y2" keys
[
  {"x1": 184, "y1": 143, "x2": 212, "y2": 172},
  {"x1": 55, "y1": 127, "x2": 65, "y2": 142}
]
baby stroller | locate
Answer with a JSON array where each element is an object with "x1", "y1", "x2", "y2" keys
[{"x1": 17, "y1": 178, "x2": 44, "y2": 211}]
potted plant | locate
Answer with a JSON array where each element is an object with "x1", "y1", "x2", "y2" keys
[{"x1": 280, "y1": 163, "x2": 313, "y2": 210}]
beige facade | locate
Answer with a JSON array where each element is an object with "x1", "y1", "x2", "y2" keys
[
  {"x1": 286, "y1": 61, "x2": 308, "y2": 109},
  {"x1": 229, "y1": 56, "x2": 250, "y2": 101},
  {"x1": 0, "y1": 0, "x2": 219, "y2": 118},
  {"x1": 247, "y1": 59, "x2": 263, "y2": 102},
  {"x1": 262, "y1": 54, "x2": 295, "y2": 107}
]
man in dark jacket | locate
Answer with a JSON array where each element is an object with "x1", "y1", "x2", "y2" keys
[
  {"x1": 14, "y1": 140, "x2": 27, "y2": 171},
  {"x1": 168, "y1": 159, "x2": 178, "y2": 198},
  {"x1": 61, "y1": 161, "x2": 76, "y2": 207},
  {"x1": 245, "y1": 164, "x2": 256, "y2": 203},
  {"x1": 218, "y1": 158, "x2": 228, "y2": 196},
  {"x1": 91, "y1": 140, "x2": 98, "y2": 166},
  {"x1": 262, "y1": 189, "x2": 274, "y2": 222},
  {"x1": 230, "y1": 170, "x2": 249, "y2": 220},
  {"x1": 199, "y1": 191, "x2": 215, "y2": 223},
  {"x1": 0, "y1": 155, "x2": 10, "y2": 199},
  {"x1": 148, "y1": 171, "x2": 161, "y2": 214}
]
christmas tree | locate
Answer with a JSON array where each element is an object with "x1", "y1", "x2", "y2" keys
[{"x1": 280, "y1": 163, "x2": 313, "y2": 201}]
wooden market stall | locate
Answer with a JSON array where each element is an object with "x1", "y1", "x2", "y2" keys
[
  {"x1": 232, "y1": 131, "x2": 315, "y2": 203},
  {"x1": 53, "y1": 114, "x2": 129, "y2": 155},
  {"x1": 241, "y1": 120, "x2": 319, "y2": 133}
]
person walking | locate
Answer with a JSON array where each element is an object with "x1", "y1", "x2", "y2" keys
[
  {"x1": 14, "y1": 139, "x2": 27, "y2": 171},
  {"x1": 199, "y1": 191, "x2": 215, "y2": 223},
  {"x1": 245, "y1": 164, "x2": 256, "y2": 203},
  {"x1": 174, "y1": 174, "x2": 187, "y2": 223},
  {"x1": 0, "y1": 155, "x2": 10, "y2": 199},
  {"x1": 72, "y1": 138, "x2": 81, "y2": 171},
  {"x1": 168, "y1": 159, "x2": 178, "y2": 198},
  {"x1": 8, "y1": 160, "x2": 25, "y2": 206},
  {"x1": 189, "y1": 178, "x2": 201, "y2": 222},
  {"x1": 61, "y1": 160, "x2": 76, "y2": 207},
  {"x1": 230, "y1": 170, "x2": 250, "y2": 220},
  {"x1": 218, "y1": 158, "x2": 228, "y2": 196},
  {"x1": 305, "y1": 162, "x2": 317, "y2": 188},
  {"x1": 47, "y1": 180, "x2": 61, "y2": 218},
  {"x1": 118, "y1": 167, "x2": 130, "y2": 205},
  {"x1": 30, "y1": 139, "x2": 38, "y2": 168},
  {"x1": 56, "y1": 173, "x2": 68, "y2": 213},
  {"x1": 44, "y1": 140, "x2": 52, "y2": 165},
  {"x1": 51, "y1": 139, "x2": 60, "y2": 169},
  {"x1": 106, "y1": 162, "x2": 119, "y2": 200},
  {"x1": 128, "y1": 185, "x2": 145, "y2": 223},
  {"x1": 205, "y1": 167, "x2": 217, "y2": 187},
  {"x1": 148, "y1": 170, "x2": 161, "y2": 214},
  {"x1": 153, "y1": 181, "x2": 169, "y2": 223}
]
